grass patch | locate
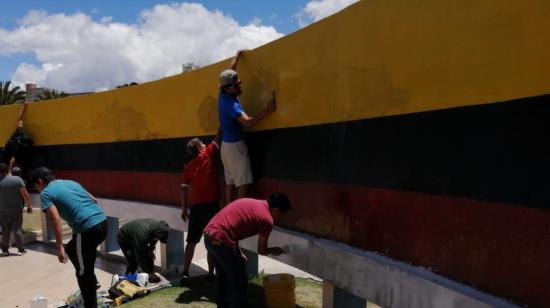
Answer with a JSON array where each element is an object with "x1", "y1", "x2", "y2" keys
[{"x1": 122, "y1": 273, "x2": 322, "y2": 308}]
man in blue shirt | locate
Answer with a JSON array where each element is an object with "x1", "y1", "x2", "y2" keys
[
  {"x1": 31, "y1": 167, "x2": 107, "y2": 308},
  {"x1": 218, "y1": 49, "x2": 277, "y2": 203}
]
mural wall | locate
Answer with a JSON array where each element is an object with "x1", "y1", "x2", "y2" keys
[{"x1": 1, "y1": 0, "x2": 549, "y2": 306}]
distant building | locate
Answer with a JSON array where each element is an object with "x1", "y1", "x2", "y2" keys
[
  {"x1": 25, "y1": 83, "x2": 42, "y2": 102},
  {"x1": 25, "y1": 83, "x2": 92, "y2": 102}
]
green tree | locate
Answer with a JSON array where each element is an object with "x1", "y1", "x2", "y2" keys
[
  {"x1": 182, "y1": 62, "x2": 200, "y2": 72},
  {"x1": 0, "y1": 81, "x2": 26, "y2": 105},
  {"x1": 37, "y1": 89, "x2": 70, "y2": 101},
  {"x1": 116, "y1": 82, "x2": 138, "y2": 89}
]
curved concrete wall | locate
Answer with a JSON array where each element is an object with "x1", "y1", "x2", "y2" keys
[{"x1": 2, "y1": 1, "x2": 550, "y2": 306}]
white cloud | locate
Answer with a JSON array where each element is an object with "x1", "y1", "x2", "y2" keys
[
  {"x1": 297, "y1": 0, "x2": 358, "y2": 27},
  {"x1": 0, "y1": 3, "x2": 283, "y2": 92}
]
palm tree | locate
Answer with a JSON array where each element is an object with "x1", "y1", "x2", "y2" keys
[
  {"x1": 37, "y1": 89, "x2": 69, "y2": 101},
  {"x1": 0, "y1": 81, "x2": 26, "y2": 105}
]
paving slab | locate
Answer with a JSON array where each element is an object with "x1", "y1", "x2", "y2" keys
[
  {"x1": 0, "y1": 235, "x2": 318, "y2": 308},
  {"x1": 0, "y1": 243, "x2": 126, "y2": 308}
]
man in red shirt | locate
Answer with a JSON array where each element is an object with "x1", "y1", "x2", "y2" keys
[
  {"x1": 204, "y1": 193, "x2": 291, "y2": 308},
  {"x1": 180, "y1": 131, "x2": 221, "y2": 284}
]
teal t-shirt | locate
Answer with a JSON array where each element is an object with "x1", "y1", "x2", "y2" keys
[{"x1": 40, "y1": 180, "x2": 106, "y2": 234}]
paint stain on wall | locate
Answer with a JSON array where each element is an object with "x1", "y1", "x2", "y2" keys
[
  {"x1": 92, "y1": 102, "x2": 154, "y2": 141},
  {"x1": 198, "y1": 95, "x2": 218, "y2": 133}
]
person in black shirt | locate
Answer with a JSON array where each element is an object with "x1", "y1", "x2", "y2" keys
[{"x1": 1, "y1": 103, "x2": 33, "y2": 175}]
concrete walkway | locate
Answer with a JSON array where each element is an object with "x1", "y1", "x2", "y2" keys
[
  {"x1": 0, "y1": 237, "x2": 318, "y2": 308},
  {"x1": 0, "y1": 242, "x2": 125, "y2": 308}
]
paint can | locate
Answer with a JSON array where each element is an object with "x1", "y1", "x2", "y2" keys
[{"x1": 263, "y1": 273, "x2": 296, "y2": 308}]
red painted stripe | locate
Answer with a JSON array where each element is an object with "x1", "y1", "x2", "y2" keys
[
  {"x1": 53, "y1": 170, "x2": 549, "y2": 306},
  {"x1": 54, "y1": 170, "x2": 183, "y2": 204},
  {"x1": 253, "y1": 178, "x2": 549, "y2": 307}
]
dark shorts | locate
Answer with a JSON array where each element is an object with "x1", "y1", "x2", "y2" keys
[{"x1": 187, "y1": 201, "x2": 219, "y2": 244}]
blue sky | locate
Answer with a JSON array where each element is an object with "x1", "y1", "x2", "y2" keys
[
  {"x1": 0, "y1": 0, "x2": 357, "y2": 92},
  {"x1": 0, "y1": 1, "x2": 305, "y2": 32}
]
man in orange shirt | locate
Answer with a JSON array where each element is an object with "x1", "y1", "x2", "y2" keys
[{"x1": 180, "y1": 130, "x2": 221, "y2": 284}]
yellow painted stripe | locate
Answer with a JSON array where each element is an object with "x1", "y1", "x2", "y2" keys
[{"x1": 1, "y1": 0, "x2": 550, "y2": 146}]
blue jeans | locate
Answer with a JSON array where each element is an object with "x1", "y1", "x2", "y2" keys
[{"x1": 205, "y1": 238, "x2": 248, "y2": 308}]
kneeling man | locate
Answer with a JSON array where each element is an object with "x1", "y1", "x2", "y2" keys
[{"x1": 117, "y1": 218, "x2": 170, "y2": 283}]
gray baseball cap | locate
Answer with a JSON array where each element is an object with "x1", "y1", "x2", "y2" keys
[{"x1": 219, "y1": 69, "x2": 239, "y2": 88}]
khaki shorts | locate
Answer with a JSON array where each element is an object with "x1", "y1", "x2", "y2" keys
[{"x1": 221, "y1": 140, "x2": 253, "y2": 187}]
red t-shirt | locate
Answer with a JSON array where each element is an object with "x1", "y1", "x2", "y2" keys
[
  {"x1": 204, "y1": 198, "x2": 274, "y2": 248},
  {"x1": 182, "y1": 142, "x2": 219, "y2": 205}
]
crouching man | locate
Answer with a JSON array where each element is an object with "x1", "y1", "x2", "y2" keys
[
  {"x1": 204, "y1": 192, "x2": 291, "y2": 308},
  {"x1": 31, "y1": 167, "x2": 107, "y2": 308},
  {"x1": 117, "y1": 218, "x2": 170, "y2": 283}
]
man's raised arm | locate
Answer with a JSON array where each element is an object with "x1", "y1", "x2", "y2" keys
[{"x1": 230, "y1": 49, "x2": 248, "y2": 71}]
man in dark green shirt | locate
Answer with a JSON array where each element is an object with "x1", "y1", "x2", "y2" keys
[{"x1": 117, "y1": 219, "x2": 170, "y2": 283}]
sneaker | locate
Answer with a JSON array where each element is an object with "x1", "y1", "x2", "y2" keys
[
  {"x1": 15, "y1": 249, "x2": 26, "y2": 256},
  {"x1": 206, "y1": 274, "x2": 215, "y2": 284},
  {"x1": 180, "y1": 273, "x2": 190, "y2": 286},
  {"x1": 1, "y1": 250, "x2": 9, "y2": 256}
]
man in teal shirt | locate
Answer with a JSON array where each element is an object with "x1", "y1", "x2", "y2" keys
[{"x1": 31, "y1": 167, "x2": 107, "y2": 308}]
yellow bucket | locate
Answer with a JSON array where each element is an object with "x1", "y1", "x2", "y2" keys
[{"x1": 263, "y1": 273, "x2": 296, "y2": 308}]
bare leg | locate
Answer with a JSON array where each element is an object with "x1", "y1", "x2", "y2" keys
[
  {"x1": 225, "y1": 185, "x2": 234, "y2": 205},
  {"x1": 237, "y1": 184, "x2": 248, "y2": 200},
  {"x1": 182, "y1": 242, "x2": 196, "y2": 275}
]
